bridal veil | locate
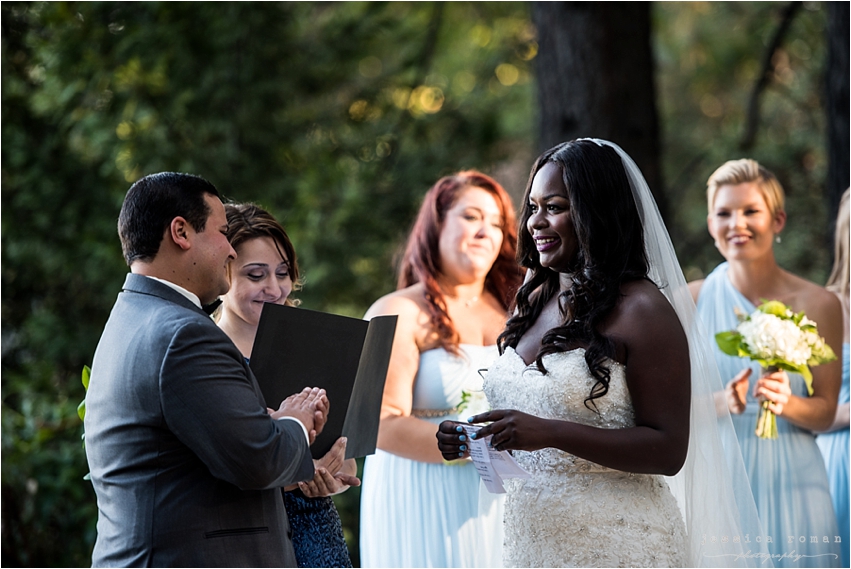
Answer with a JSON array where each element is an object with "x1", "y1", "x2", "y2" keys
[{"x1": 587, "y1": 139, "x2": 772, "y2": 567}]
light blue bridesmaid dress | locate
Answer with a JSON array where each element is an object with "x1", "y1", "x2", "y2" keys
[
  {"x1": 359, "y1": 345, "x2": 504, "y2": 568},
  {"x1": 817, "y1": 343, "x2": 849, "y2": 568},
  {"x1": 697, "y1": 263, "x2": 842, "y2": 568}
]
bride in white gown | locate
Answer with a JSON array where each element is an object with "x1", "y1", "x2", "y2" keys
[{"x1": 438, "y1": 139, "x2": 771, "y2": 568}]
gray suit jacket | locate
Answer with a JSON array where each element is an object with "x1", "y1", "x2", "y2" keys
[{"x1": 85, "y1": 273, "x2": 314, "y2": 567}]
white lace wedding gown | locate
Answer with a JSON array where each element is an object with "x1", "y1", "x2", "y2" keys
[{"x1": 484, "y1": 346, "x2": 688, "y2": 568}]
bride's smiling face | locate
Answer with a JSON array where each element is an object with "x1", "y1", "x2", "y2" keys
[
  {"x1": 223, "y1": 236, "x2": 292, "y2": 327},
  {"x1": 526, "y1": 162, "x2": 578, "y2": 272}
]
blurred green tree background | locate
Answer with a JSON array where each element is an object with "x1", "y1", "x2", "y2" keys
[{"x1": 2, "y1": 2, "x2": 843, "y2": 566}]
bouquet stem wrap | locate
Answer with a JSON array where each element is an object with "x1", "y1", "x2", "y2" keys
[{"x1": 754, "y1": 366, "x2": 779, "y2": 439}]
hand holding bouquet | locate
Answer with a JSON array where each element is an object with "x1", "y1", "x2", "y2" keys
[{"x1": 715, "y1": 300, "x2": 836, "y2": 439}]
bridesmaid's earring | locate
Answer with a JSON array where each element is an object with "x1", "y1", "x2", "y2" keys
[{"x1": 775, "y1": 235, "x2": 782, "y2": 244}]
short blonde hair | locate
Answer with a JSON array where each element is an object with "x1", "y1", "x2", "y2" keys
[
  {"x1": 706, "y1": 159, "x2": 785, "y2": 216},
  {"x1": 827, "y1": 188, "x2": 850, "y2": 296}
]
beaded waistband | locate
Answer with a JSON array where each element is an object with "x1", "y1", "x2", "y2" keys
[{"x1": 411, "y1": 407, "x2": 459, "y2": 418}]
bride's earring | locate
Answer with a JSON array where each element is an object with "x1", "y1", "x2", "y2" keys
[{"x1": 775, "y1": 235, "x2": 782, "y2": 244}]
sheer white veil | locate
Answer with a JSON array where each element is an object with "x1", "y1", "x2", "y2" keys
[{"x1": 585, "y1": 139, "x2": 772, "y2": 567}]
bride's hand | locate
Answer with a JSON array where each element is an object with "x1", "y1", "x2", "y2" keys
[
  {"x1": 436, "y1": 421, "x2": 470, "y2": 461},
  {"x1": 468, "y1": 409, "x2": 550, "y2": 452}
]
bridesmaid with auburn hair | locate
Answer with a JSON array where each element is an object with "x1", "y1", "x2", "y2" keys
[
  {"x1": 689, "y1": 159, "x2": 842, "y2": 567},
  {"x1": 359, "y1": 171, "x2": 523, "y2": 568}
]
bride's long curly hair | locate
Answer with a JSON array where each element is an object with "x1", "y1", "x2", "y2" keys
[{"x1": 497, "y1": 140, "x2": 650, "y2": 411}]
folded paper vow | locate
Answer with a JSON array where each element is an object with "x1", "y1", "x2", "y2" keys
[
  {"x1": 463, "y1": 425, "x2": 531, "y2": 493},
  {"x1": 250, "y1": 304, "x2": 397, "y2": 460}
]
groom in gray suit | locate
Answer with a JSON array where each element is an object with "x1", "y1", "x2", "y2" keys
[{"x1": 85, "y1": 172, "x2": 325, "y2": 567}]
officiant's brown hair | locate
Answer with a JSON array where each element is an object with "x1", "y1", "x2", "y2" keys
[
  {"x1": 397, "y1": 171, "x2": 522, "y2": 355},
  {"x1": 224, "y1": 203, "x2": 302, "y2": 307}
]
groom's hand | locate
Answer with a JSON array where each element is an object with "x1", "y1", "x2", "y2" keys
[
  {"x1": 271, "y1": 387, "x2": 328, "y2": 443},
  {"x1": 312, "y1": 390, "x2": 329, "y2": 438}
]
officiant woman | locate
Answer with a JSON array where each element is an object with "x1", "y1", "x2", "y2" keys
[
  {"x1": 689, "y1": 159, "x2": 842, "y2": 567},
  {"x1": 216, "y1": 202, "x2": 359, "y2": 568},
  {"x1": 359, "y1": 171, "x2": 523, "y2": 567}
]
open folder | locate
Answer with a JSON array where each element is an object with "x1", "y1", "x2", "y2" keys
[{"x1": 249, "y1": 303, "x2": 397, "y2": 460}]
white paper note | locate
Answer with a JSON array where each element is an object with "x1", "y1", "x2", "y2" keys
[{"x1": 462, "y1": 425, "x2": 530, "y2": 494}]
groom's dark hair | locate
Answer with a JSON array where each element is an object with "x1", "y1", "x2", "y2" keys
[{"x1": 118, "y1": 172, "x2": 220, "y2": 265}]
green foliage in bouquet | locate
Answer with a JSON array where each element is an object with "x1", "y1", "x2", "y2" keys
[
  {"x1": 457, "y1": 390, "x2": 476, "y2": 414},
  {"x1": 715, "y1": 300, "x2": 836, "y2": 390},
  {"x1": 79, "y1": 367, "x2": 92, "y2": 482},
  {"x1": 78, "y1": 366, "x2": 90, "y2": 423},
  {"x1": 715, "y1": 300, "x2": 837, "y2": 438}
]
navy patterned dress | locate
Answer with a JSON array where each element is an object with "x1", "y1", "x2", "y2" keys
[
  {"x1": 283, "y1": 489, "x2": 352, "y2": 568},
  {"x1": 244, "y1": 357, "x2": 352, "y2": 567}
]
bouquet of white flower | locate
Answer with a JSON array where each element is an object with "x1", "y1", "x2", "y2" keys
[
  {"x1": 457, "y1": 368, "x2": 491, "y2": 418},
  {"x1": 715, "y1": 300, "x2": 836, "y2": 439},
  {"x1": 457, "y1": 389, "x2": 490, "y2": 418}
]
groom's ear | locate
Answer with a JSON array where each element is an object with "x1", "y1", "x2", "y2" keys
[{"x1": 168, "y1": 217, "x2": 193, "y2": 251}]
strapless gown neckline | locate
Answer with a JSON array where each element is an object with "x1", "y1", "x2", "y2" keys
[{"x1": 484, "y1": 345, "x2": 687, "y2": 567}]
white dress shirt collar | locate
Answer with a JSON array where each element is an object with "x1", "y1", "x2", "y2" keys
[{"x1": 144, "y1": 275, "x2": 202, "y2": 309}]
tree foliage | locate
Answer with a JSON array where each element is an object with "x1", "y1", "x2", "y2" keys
[
  {"x1": 2, "y1": 2, "x2": 534, "y2": 565},
  {"x1": 654, "y1": 2, "x2": 833, "y2": 283}
]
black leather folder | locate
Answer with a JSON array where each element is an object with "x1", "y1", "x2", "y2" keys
[{"x1": 250, "y1": 303, "x2": 397, "y2": 459}]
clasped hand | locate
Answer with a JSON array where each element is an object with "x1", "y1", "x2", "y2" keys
[
  {"x1": 436, "y1": 409, "x2": 550, "y2": 461},
  {"x1": 297, "y1": 437, "x2": 361, "y2": 498},
  {"x1": 269, "y1": 387, "x2": 329, "y2": 444},
  {"x1": 726, "y1": 367, "x2": 792, "y2": 416}
]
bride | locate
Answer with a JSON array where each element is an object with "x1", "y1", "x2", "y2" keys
[{"x1": 438, "y1": 139, "x2": 770, "y2": 567}]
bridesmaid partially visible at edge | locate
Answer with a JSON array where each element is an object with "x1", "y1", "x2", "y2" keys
[
  {"x1": 359, "y1": 171, "x2": 523, "y2": 568},
  {"x1": 689, "y1": 159, "x2": 842, "y2": 567},
  {"x1": 216, "y1": 202, "x2": 359, "y2": 568},
  {"x1": 817, "y1": 187, "x2": 850, "y2": 568}
]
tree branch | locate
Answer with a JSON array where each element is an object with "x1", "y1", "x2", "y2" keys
[
  {"x1": 381, "y1": 1, "x2": 444, "y2": 177},
  {"x1": 739, "y1": 1, "x2": 802, "y2": 151}
]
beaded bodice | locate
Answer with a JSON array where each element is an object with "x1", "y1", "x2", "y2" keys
[
  {"x1": 485, "y1": 347, "x2": 634, "y2": 475},
  {"x1": 483, "y1": 346, "x2": 687, "y2": 567}
]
